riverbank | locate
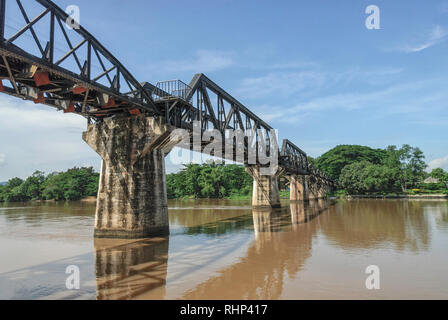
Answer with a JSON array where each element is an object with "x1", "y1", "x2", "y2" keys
[
  {"x1": 343, "y1": 194, "x2": 448, "y2": 200},
  {"x1": 4, "y1": 191, "x2": 446, "y2": 204},
  {"x1": 0, "y1": 190, "x2": 292, "y2": 204}
]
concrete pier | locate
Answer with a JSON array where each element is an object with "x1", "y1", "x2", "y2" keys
[
  {"x1": 83, "y1": 114, "x2": 175, "y2": 238},
  {"x1": 306, "y1": 176, "x2": 318, "y2": 200},
  {"x1": 288, "y1": 175, "x2": 308, "y2": 201},
  {"x1": 317, "y1": 177, "x2": 325, "y2": 199},
  {"x1": 246, "y1": 167, "x2": 281, "y2": 208}
]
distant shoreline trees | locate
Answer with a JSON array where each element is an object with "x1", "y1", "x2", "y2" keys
[
  {"x1": 0, "y1": 167, "x2": 99, "y2": 202},
  {"x1": 1, "y1": 144, "x2": 447, "y2": 202},
  {"x1": 166, "y1": 162, "x2": 253, "y2": 199},
  {"x1": 315, "y1": 144, "x2": 447, "y2": 195},
  {"x1": 0, "y1": 163, "x2": 254, "y2": 203}
]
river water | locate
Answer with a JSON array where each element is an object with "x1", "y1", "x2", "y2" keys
[{"x1": 0, "y1": 199, "x2": 447, "y2": 299}]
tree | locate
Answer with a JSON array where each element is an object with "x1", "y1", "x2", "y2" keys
[
  {"x1": 430, "y1": 168, "x2": 447, "y2": 182},
  {"x1": 0, "y1": 177, "x2": 26, "y2": 202},
  {"x1": 21, "y1": 171, "x2": 45, "y2": 200},
  {"x1": 1, "y1": 167, "x2": 100, "y2": 202},
  {"x1": 165, "y1": 162, "x2": 252, "y2": 199},
  {"x1": 339, "y1": 161, "x2": 398, "y2": 194},
  {"x1": 384, "y1": 145, "x2": 427, "y2": 192},
  {"x1": 7, "y1": 177, "x2": 23, "y2": 188},
  {"x1": 316, "y1": 145, "x2": 386, "y2": 181}
]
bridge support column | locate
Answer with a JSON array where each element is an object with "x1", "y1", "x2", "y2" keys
[
  {"x1": 83, "y1": 114, "x2": 174, "y2": 239},
  {"x1": 288, "y1": 175, "x2": 308, "y2": 201},
  {"x1": 246, "y1": 167, "x2": 281, "y2": 209},
  {"x1": 318, "y1": 179, "x2": 331, "y2": 198},
  {"x1": 306, "y1": 176, "x2": 318, "y2": 201},
  {"x1": 317, "y1": 178, "x2": 325, "y2": 199}
]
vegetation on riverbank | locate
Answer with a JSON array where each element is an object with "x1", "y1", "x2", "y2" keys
[
  {"x1": 313, "y1": 144, "x2": 448, "y2": 196},
  {"x1": 1, "y1": 144, "x2": 447, "y2": 202},
  {"x1": 167, "y1": 162, "x2": 253, "y2": 199},
  {"x1": 0, "y1": 167, "x2": 99, "y2": 202}
]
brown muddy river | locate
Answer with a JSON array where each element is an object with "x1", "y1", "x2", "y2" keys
[{"x1": 0, "y1": 199, "x2": 447, "y2": 299}]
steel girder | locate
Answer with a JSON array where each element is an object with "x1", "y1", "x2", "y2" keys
[
  {"x1": 279, "y1": 139, "x2": 309, "y2": 175},
  {"x1": 0, "y1": 0, "x2": 159, "y2": 120}
]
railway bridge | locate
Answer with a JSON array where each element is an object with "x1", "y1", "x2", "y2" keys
[{"x1": 0, "y1": 0, "x2": 334, "y2": 238}]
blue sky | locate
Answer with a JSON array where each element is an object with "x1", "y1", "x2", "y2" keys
[{"x1": 1, "y1": 0, "x2": 448, "y2": 180}]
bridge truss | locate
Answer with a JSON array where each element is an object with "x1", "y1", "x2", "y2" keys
[{"x1": 0, "y1": 0, "x2": 333, "y2": 184}]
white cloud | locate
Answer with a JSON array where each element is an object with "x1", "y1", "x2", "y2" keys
[
  {"x1": 428, "y1": 155, "x2": 448, "y2": 171},
  {"x1": 153, "y1": 49, "x2": 234, "y2": 74},
  {"x1": 252, "y1": 78, "x2": 448, "y2": 124},
  {"x1": 236, "y1": 71, "x2": 326, "y2": 99},
  {"x1": 235, "y1": 65, "x2": 404, "y2": 104},
  {"x1": 400, "y1": 25, "x2": 448, "y2": 53},
  {"x1": 0, "y1": 96, "x2": 99, "y2": 180},
  {"x1": 0, "y1": 97, "x2": 85, "y2": 131}
]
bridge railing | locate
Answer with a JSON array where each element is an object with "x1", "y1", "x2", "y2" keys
[{"x1": 154, "y1": 80, "x2": 192, "y2": 102}]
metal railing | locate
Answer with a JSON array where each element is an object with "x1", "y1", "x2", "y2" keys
[{"x1": 153, "y1": 79, "x2": 192, "y2": 102}]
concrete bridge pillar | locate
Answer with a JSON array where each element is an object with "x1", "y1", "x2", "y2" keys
[
  {"x1": 319, "y1": 180, "x2": 332, "y2": 198},
  {"x1": 246, "y1": 167, "x2": 281, "y2": 208},
  {"x1": 306, "y1": 176, "x2": 318, "y2": 200},
  {"x1": 317, "y1": 178, "x2": 326, "y2": 199},
  {"x1": 288, "y1": 175, "x2": 308, "y2": 201},
  {"x1": 83, "y1": 114, "x2": 176, "y2": 238}
]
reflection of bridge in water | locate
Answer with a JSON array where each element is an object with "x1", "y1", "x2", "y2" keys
[
  {"x1": 0, "y1": 0, "x2": 334, "y2": 239},
  {"x1": 92, "y1": 199, "x2": 435, "y2": 299},
  {"x1": 93, "y1": 200, "x2": 333, "y2": 299},
  {"x1": 0, "y1": 199, "x2": 435, "y2": 299}
]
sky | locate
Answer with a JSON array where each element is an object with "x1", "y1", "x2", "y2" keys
[{"x1": 1, "y1": 0, "x2": 448, "y2": 181}]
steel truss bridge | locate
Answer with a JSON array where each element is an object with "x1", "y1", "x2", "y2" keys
[{"x1": 0, "y1": 0, "x2": 332, "y2": 185}]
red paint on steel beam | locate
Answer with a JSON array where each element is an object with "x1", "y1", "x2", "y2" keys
[
  {"x1": 102, "y1": 97, "x2": 116, "y2": 108},
  {"x1": 72, "y1": 86, "x2": 87, "y2": 94},
  {"x1": 33, "y1": 72, "x2": 51, "y2": 87},
  {"x1": 33, "y1": 92, "x2": 45, "y2": 104},
  {"x1": 64, "y1": 104, "x2": 76, "y2": 113},
  {"x1": 129, "y1": 108, "x2": 141, "y2": 115}
]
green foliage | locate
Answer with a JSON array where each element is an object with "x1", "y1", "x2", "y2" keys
[
  {"x1": 315, "y1": 145, "x2": 386, "y2": 180},
  {"x1": 279, "y1": 190, "x2": 290, "y2": 198},
  {"x1": 417, "y1": 182, "x2": 447, "y2": 191},
  {"x1": 167, "y1": 161, "x2": 252, "y2": 199},
  {"x1": 339, "y1": 161, "x2": 398, "y2": 194},
  {"x1": 0, "y1": 167, "x2": 99, "y2": 202},
  {"x1": 332, "y1": 144, "x2": 437, "y2": 195},
  {"x1": 383, "y1": 144, "x2": 427, "y2": 192},
  {"x1": 307, "y1": 156, "x2": 317, "y2": 167},
  {"x1": 430, "y1": 168, "x2": 448, "y2": 182}
]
